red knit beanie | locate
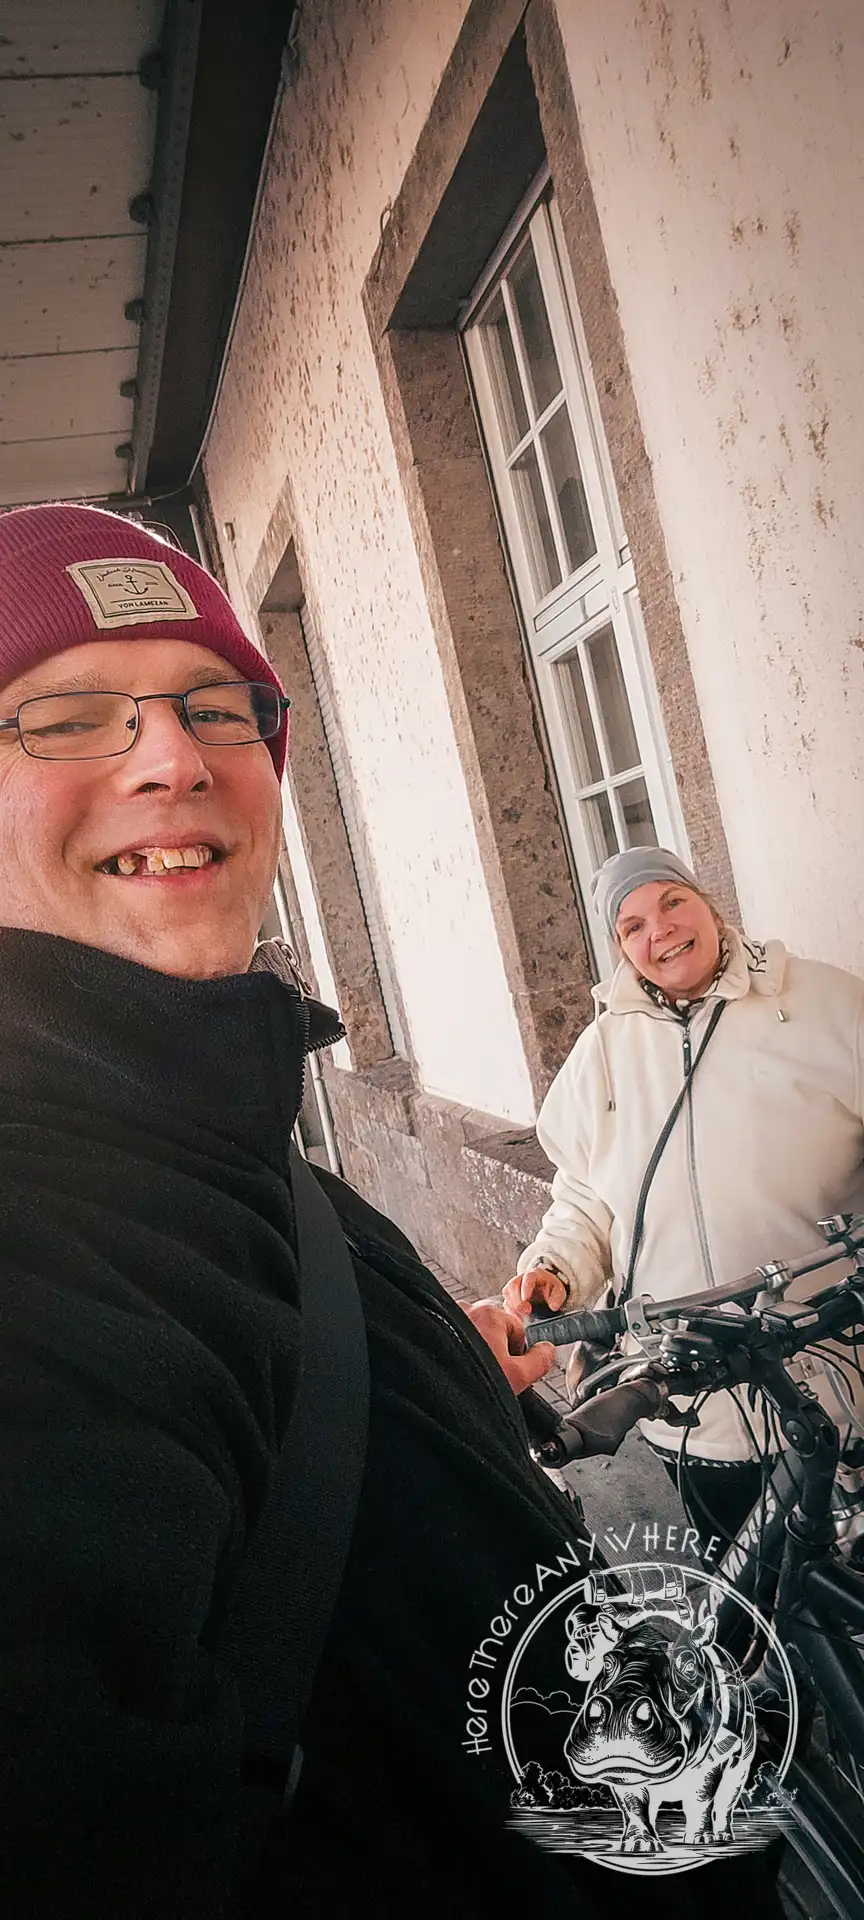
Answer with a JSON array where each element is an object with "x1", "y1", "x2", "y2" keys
[{"x1": 0, "y1": 503, "x2": 288, "y2": 776}]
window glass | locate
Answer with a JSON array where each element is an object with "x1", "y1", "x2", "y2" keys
[
  {"x1": 560, "y1": 652, "x2": 602, "y2": 784},
  {"x1": 584, "y1": 789, "x2": 618, "y2": 863},
  {"x1": 509, "y1": 239, "x2": 561, "y2": 417},
  {"x1": 512, "y1": 443, "x2": 560, "y2": 598},
  {"x1": 618, "y1": 775, "x2": 657, "y2": 848},
  {"x1": 479, "y1": 290, "x2": 528, "y2": 453},
  {"x1": 586, "y1": 625, "x2": 640, "y2": 773},
  {"x1": 541, "y1": 404, "x2": 595, "y2": 575}
]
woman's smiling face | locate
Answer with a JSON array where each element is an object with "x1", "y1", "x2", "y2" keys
[{"x1": 615, "y1": 881, "x2": 722, "y2": 998}]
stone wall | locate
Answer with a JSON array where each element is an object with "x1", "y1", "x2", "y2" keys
[{"x1": 322, "y1": 1057, "x2": 554, "y2": 1292}]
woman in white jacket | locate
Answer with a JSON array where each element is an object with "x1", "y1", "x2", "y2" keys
[{"x1": 505, "y1": 846, "x2": 864, "y2": 1542}]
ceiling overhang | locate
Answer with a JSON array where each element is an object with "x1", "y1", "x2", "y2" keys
[{"x1": 0, "y1": 0, "x2": 294, "y2": 517}]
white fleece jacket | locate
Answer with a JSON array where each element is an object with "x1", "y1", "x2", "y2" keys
[{"x1": 518, "y1": 929, "x2": 864, "y2": 1459}]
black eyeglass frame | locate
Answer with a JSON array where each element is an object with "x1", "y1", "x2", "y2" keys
[{"x1": 0, "y1": 681, "x2": 292, "y2": 761}]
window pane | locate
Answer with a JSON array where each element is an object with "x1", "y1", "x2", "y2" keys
[
  {"x1": 511, "y1": 443, "x2": 561, "y2": 598},
  {"x1": 479, "y1": 290, "x2": 529, "y2": 453},
  {"x1": 618, "y1": 775, "x2": 657, "y2": 849},
  {"x1": 540, "y1": 404, "x2": 595, "y2": 575},
  {"x1": 559, "y1": 651, "x2": 602, "y2": 784},
  {"x1": 509, "y1": 240, "x2": 561, "y2": 417},
  {"x1": 583, "y1": 789, "x2": 618, "y2": 864},
  {"x1": 586, "y1": 625, "x2": 640, "y2": 773}
]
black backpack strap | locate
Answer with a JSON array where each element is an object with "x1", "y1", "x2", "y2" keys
[
  {"x1": 219, "y1": 1145, "x2": 370, "y2": 1817},
  {"x1": 619, "y1": 997, "x2": 727, "y2": 1306}
]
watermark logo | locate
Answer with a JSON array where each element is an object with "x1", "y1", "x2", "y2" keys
[{"x1": 464, "y1": 1546, "x2": 797, "y2": 1875}]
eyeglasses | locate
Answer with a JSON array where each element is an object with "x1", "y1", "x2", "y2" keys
[{"x1": 0, "y1": 681, "x2": 291, "y2": 761}]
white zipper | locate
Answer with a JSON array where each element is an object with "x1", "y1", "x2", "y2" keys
[{"x1": 681, "y1": 1013, "x2": 717, "y2": 1290}]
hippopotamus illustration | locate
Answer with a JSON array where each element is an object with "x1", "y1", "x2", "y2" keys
[
  {"x1": 563, "y1": 1575, "x2": 756, "y2": 1854},
  {"x1": 564, "y1": 1567, "x2": 702, "y2": 1688}
]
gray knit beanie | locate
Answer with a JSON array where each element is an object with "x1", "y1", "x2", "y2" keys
[{"x1": 591, "y1": 847, "x2": 699, "y2": 939}]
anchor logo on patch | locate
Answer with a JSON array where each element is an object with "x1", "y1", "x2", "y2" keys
[{"x1": 66, "y1": 559, "x2": 199, "y2": 628}]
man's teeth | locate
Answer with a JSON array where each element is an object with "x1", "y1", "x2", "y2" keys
[{"x1": 111, "y1": 845, "x2": 215, "y2": 876}]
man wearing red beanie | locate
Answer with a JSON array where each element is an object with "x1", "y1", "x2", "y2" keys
[
  {"x1": 0, "y1": 506, "x2": 786, "y2": 1919},
  {"x1": 0, "y1": 503, "x2": 288, "y2": 980}
]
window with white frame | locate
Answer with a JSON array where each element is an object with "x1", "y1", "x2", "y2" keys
[{"x1": 462, "y1": 181, "x2": 688, "y2": 967}]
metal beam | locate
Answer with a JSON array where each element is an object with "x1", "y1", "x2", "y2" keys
[{"x1": 130, "y1": 0, "x2": 203, "y2": 494}]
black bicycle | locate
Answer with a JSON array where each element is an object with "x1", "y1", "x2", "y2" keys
[{"x1": 523, "y1": 1213, "x2": 864, "y2": 1919}]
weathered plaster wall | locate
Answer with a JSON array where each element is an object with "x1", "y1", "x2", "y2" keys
[
  {"x1": 204, "y1": 0, "x2": 535, "y2": 1123},
  {"x1": 556, "y1": 0, "x2": 864, "y2": 968},
  {"x1": 280, "y1": 782, "x2": 352, "y2": 1071}
]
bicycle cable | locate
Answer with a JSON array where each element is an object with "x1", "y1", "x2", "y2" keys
[
  {"x1": 735, "y1": 1388, "x2": 783, "y2": 1578},
  {"x1": 673, "y1": 1386, "x2": 864, "y2": 1671},
  {"x1": 806, "y1": 1340, "x2": 864, "y2": 1390},
  {"x1": 804, "y1": 1342, "x2": 864, "y2": 1442},
  {"x1": 635, "y1": 1265, "x2": 864, "y2": 1670},
  {"x1": 676, "y1": 1387, "x2": 785, "y2": 1582}
]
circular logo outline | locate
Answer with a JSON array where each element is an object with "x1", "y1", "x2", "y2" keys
[{"x1": 501, "y1": 1560, "x2": 798, "y2": 1874}]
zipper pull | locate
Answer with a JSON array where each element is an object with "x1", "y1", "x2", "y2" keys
[{"x1": 251, "y1": 937, "x2": 313, "y2": 999}]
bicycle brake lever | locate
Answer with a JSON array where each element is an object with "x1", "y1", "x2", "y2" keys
[{"x1": 617, "y1": 1361, "x2": 701, "y2": 1428}]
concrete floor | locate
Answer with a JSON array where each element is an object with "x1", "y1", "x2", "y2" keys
[{"x1": 559, "y1": 1419, "x2": 683, "y2": 1541}]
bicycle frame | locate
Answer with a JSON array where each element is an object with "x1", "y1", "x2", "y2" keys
[
  {"x1": 539, "y1": 1230, "x2": 864, "y2": 1914},
  {"x1": 707, "y1": 1359, "x2": 864, "y2": 1920},
  {"x1": 772, "y1": 1561, "x2": 864, "y2": 1919}
]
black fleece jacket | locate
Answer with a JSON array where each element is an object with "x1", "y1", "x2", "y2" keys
[{"x1": 0, "y1": 931, "x2": 784, "y2": 1920}]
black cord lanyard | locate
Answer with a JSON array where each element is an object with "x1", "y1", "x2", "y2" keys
[{"x1": 619, "y1": 997, "x2": 728, "y2": 1307}]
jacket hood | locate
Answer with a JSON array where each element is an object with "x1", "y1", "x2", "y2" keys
[{"x1": 592, "y1": 926, "x2": 788, "y2": 1017}]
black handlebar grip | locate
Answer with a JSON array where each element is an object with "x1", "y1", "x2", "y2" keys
[
  {"x1": 519, "y1": 1387, "x2": 566, "y2": 1443},
  {"x1": 555, "y1": 1378, "x2": 666, "y2": 1460},
  {"x1": 524, "y1": 1304, "x2": 625, "y2": 1350}
]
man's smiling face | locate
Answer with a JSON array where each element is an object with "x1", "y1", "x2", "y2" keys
[{"x1": 0, "y1": 637, "x2": 283, "y2": 978}]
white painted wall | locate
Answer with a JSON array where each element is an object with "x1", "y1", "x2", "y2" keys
[
  {"x1": 556, "y1": 0, "x2": 864, "y2": 971},
  {"x1": 204, "y1": 0, "x2": 535, "y2": 1123}
]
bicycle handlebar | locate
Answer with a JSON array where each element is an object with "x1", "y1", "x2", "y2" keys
[
  {"x1": 523, "y1": 1213, "x2": 864, "y2": 1356},
  {"x1": 525, "y1": 1302, "x2": 624, "y2": 1349},
  {"x1": 523, "y1": 1217, "x2": 864, "y2": 1468}
]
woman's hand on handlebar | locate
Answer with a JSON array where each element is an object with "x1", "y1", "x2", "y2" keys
[
  {"x1": 464, "y1": 1299, "x2": 557, "y2": 1394},
  {"x1": 502, "y1": 1267, "x2": 568, "y2": 1316}
]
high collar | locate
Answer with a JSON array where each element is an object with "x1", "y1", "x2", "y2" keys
[
  {"x1": 592, "y1": 926, "x2": 788, "y2": 1018},
  {"x1": 0, "y1": 929, "x2": 344, "y2": 1173}
]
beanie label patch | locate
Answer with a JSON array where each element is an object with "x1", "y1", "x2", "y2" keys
[{"x1": 65, "y1": 560, "x2": 199, "y2": 629}]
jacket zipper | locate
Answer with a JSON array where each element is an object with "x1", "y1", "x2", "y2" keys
[
  {"x1": 680, "y1": 1013, "x2": 751, "y2": 1454},
  {"x1": 681, "y1": 1013, "x2": 717, "y2": 1289},
  {"x1": 294, "y1": 998, "x2": 346, "y2": 1143},
  {"x1": 296, "y1": 999, "x2": 311, "y2": 1127}
]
